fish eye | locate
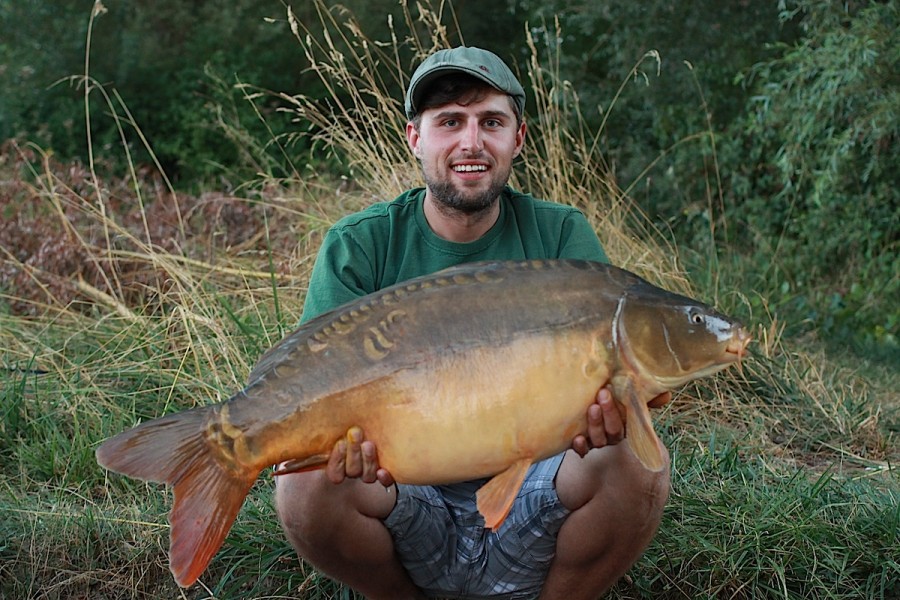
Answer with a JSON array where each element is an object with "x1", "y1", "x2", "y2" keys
[{"x1": 689, "y1": 309, "x2": 704, "y2": 325}]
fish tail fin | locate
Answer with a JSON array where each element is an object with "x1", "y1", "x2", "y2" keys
[
  {"x1": 623, "y1": 384, "x2": 665, "y2": 472},
  {"x1": 96, "y1": 408, "x2": 257, "y2": 587},
  {"x1": 476, "y1": 458, "x2": 532, "y2": 530}
]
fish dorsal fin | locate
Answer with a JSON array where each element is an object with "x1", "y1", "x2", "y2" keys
[
  {"x1": 622, "y1": 378, "x2": 665, "y2": 472},
  {"x1": 476, "y1": 458, "x2": 532, "y2": 530}
]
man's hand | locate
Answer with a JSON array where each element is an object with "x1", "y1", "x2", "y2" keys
[
  {"x1": 571, "y1": 387, "x2": 672, "y2": 457},
  {"x1": 326, "y1": 426, "x2": 395, "y2": 488}
]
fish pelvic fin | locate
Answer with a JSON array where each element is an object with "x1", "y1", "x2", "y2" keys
[
  {"x1": 272, "y1": 454, "x2": 330, "y2": 476},
  {"x1": 95, "y1": 408, "x2": 257, "y2": 587},
  {"x1": 622, "y1": 380, "x2": 665, "y2": 473},
  {"x1": 476, "y1": 458, "x2": 532, "y2": 530}
]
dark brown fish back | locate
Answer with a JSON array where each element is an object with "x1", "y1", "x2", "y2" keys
[{"x1": 246, "y1": 260, "x2": 633, "y2": 387}]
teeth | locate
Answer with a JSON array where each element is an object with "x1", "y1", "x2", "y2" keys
[{"x1": 453, "y1": 164, "x2": 487, "y2": 172}]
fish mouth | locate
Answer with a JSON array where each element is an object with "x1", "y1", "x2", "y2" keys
[
  {"x1": 724, "y1": 328, "x2": 752, "y2": 361},
  {"x1": 723, "y1": 328, "x2": 751, "y2": 378}
]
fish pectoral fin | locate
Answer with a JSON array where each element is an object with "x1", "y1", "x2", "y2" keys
[
  {"x1": 623, "y1": 381, "x2": 665, "y2": 473},
  {"x1": 272, "y1": 454, "x2": 330, "y2": 476},
  {"x1": 476, "y1": 458, "x2": 532, "y2": 530}
]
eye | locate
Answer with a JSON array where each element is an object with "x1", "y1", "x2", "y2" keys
[{"x1": 690, "y1": 310, "x2": 704, "y2": 325}]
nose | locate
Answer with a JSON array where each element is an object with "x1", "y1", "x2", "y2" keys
[{"x1": 459, "y1": 120, "x2": 483, "y2": 153}]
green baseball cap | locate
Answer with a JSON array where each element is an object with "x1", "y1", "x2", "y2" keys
[{"x1": 405, "y1": 46, "x2": 526, "y2": 119}]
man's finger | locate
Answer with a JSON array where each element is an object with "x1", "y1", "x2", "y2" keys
[
  {"x1": 571, "y1": 434, "x2": 591, "y2": 458},
  {"x1": 586, "y1": 401, "x2": 608, "y2": 448},
  {"x1": 376, "y1": 468, "x2": 396, "y2": 488},
  {"x1": 360, "y1": 440, "x2": 379, "y2": 483},
  {"x1": 345, "y1": 426, "x2": 364, "y2": 478},
  {"x1": 597, "y1": 388, "x2": 624, "y2": 444},
  {"x1": 326, "y1": 439, "x2": 347, "y2": 484}
]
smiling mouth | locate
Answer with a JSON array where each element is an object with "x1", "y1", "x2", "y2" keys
[{"x1": 452, "y1": 164, "x2": 489, "y2": 173}]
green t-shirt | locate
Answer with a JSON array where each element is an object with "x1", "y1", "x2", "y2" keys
[{"x1": 301, "y1": 186, "x2": 608, "y2": 322}]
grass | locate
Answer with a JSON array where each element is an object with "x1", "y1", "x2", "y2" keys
[{"x1": 1, "y1": 1, "x2": 898, "y2": 599}]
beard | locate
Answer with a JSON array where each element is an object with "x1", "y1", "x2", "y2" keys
[{"x1": 424, "y1": 167, "x2": 509, "y2": 216}]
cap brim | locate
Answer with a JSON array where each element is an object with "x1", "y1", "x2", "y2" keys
[{"x1": 406, "y1": 66, "x2": 517, "y2": 119}]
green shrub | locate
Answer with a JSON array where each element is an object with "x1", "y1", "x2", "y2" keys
[
  {"x1": 723, "y1": 0, "x2": 899, "y2": 359},
  {"x1": 0, "y1": 1, "x2": 304, "y2": 185}
]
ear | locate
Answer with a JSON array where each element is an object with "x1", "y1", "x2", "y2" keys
[
  {"x1": 512, "y1": 120, "x2": 527, "y2": 159},
  {"x1": 406, "y1": 121, "x2": 421, "y2": 158}
]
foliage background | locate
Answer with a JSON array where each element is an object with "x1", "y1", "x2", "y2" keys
[
  {"x1": 0, "y1": 0, "x2": 897, "y2": 598},
  {"x1": 2, "y1": 0, "x2": 896, "y2": 360}
]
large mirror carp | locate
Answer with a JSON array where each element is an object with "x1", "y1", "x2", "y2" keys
[{"x1": 96, "y1": 259, "x2": 750, "y2": 587}]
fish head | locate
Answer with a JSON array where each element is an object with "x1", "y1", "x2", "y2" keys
[{"x1": 614, "y1": 290, "x2": 751, "y2": 391}]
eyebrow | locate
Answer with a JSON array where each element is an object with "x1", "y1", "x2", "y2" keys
[{"x1": 432, "y1": 108, "x2": 512, "y2": 121}]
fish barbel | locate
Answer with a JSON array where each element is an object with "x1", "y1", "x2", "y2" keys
[{"x1": 96, "y1": 259, "x2": 750, "y2": 587}]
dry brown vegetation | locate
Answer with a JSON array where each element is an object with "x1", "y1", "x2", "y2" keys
[
  {"x1": 0, "y1": 140, "x2": 323, "y2": 317},
  {"x1": 0, "y1": 2, "x2": 896, "y2": 599}
]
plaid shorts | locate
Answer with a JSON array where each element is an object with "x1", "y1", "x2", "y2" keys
[{"x1": 382, "y1": 453, "x2": 570, "y2": 599}]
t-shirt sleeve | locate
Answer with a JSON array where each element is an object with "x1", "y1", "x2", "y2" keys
[
  {"x1": 300, "y1": 227, "x2": 377, "y2": 323},
  {"x1": 556, "y1": 210, "x2": 609, "y2": 263}
]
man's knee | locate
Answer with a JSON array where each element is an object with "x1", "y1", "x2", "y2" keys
[
  {"x1": 274, "y1": 471, "x2": 328, "y2": 543},
  {"x1": 550, "y1": 445, "x2": 670, "y2": 584},
  {"x1": 275, "y1": 470, "x2": 398, "y2": 557},
  {"x1": 557, "y1": 443, "x2": 670, "y2": 515},
  {"x1": 610, "y1": 443, "x2": 670, "y2": 529},
  {"x1": 274, "y1": 472, "x2": 422, "y2": 599},
  {"x1": 627, "y1": 442, "x2": 670, "y2": 497}
]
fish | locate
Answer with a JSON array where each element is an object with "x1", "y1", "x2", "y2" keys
[{"x1": 95, "y1": 259, "x2": 750, "y2": 587}]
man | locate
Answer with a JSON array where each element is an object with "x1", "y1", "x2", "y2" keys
[{"x1": 275, "y1": 46, "x2": 670, "y2": 600}]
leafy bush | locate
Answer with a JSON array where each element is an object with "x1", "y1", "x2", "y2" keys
[
  {"x1": 722, "y1": 0, "x2": 899, "y2": 358},
  {"x1": 0, "y1": 0, "x2": 303, "y2": 184},
  {"x1": 1, "y1": 3, "x2": 897, "y2": 598},
  {"x1": 3, "y1": 0, "x2": 896, "y2": 355},
  {"x1": 516, "y1": 0, "x2": 789, "y2": 187}
]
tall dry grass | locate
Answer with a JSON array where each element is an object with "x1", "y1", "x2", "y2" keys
[
  {"x1": 278, "y1": 4, "x2": 688, "y2": 292},
  {"x1": 0, "y1": 1, "x2": 896, "y2": 599}
]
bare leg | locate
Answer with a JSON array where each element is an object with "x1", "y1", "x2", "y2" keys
[
  {"x1": 540, "y1": 442, "x2": 671, "y2": 600},
  {"x1": 274, "y1": 470, "x2": 425, "y2": 600}
]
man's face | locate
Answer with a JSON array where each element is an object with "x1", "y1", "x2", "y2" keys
[{"x1": 407, "y1": 90, "x2": 526, "y2": 215}]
